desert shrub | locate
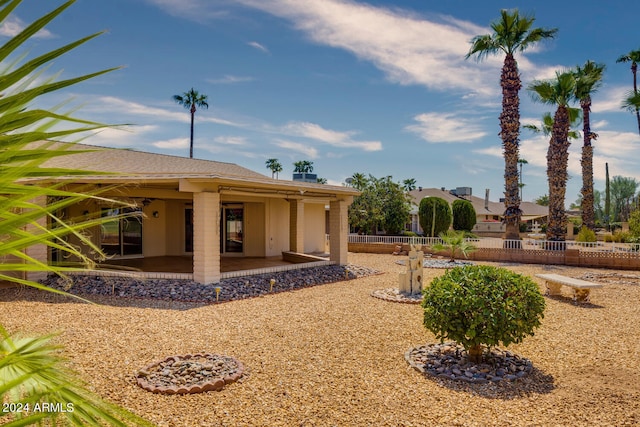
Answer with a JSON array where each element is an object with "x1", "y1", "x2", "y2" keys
[
  {"x1": 576, "y1": 227, "x2": 597, "y2": 243},
  {"x1": 402, "y1": 231, "x2": 418, "y2": 237},
  {"x1": 422, "y1": 265, "x2": 545, "y2": 363},
  {"x1": 452, "y1": 199, "x2": 477, "y2": 232},
  {"x1": 630, "y1": 211, "x2": 640, "y2": 237},
  {"x1": 605, "y1": 231, "x2": 632, "y2": 243},
  {"x1": 419, "y1": 197, "x2": 452, "y2": 237}
]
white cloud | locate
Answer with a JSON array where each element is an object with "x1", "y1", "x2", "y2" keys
[
  {"x1": 593, "y1": 85, "x2": 629, "y2": 113},
  {"x1": 247, "y1": 41, "x2": 269, "y2": 53},
  {"x1": 406, "y1": 112, "x2": 487, "y2": 143},
  {"x1": 214, "y1": 135, "x2": 249, "y2": 145},
  {"x1": 89, "y1": 96, "x2": 242, "y2": 127},
  {"x1": 274, "y1": 139, "x2": 318, "y2": 158},
  {"x1": 207, "y1": 75, "x2": 255, "y2": 84},
  {"x1": 281, "y1": 121, "x2": 382, "y2": 151},
  {"x1": 0, "y1": 16, "x2": 53, "y2": 38},
  {"x1": 152, "y1": 137, "x2": 189, "y2": 149}
]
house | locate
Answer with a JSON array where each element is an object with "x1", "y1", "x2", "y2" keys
[
  {"x1": 27, "y1": 143, "x2": 358, "y2": 284},
  {"x1": 407, "y1": 187, "x2": 548, "y2": 235}
]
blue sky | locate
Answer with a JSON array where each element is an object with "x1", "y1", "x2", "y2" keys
[{"x1": 10, "y1": 0, "x2": 640, "y2": 204}]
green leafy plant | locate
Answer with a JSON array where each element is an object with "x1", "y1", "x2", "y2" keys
[
  {"x1": 418, "y1": 197, "x2": 451, "y2": 237},
  {"x1": 430, "y1": 230, "x2": 476, "y2": 261},
  {"x1": 576, "y1": 227, "x2": 597, "y2": 243},
  {"x1": 422, "y1": 266, "x2": 545, "y2": 363},
  {"x1": 0, "y1": 1, "x2": 152, "y2": 425},
  {"x1": 452, "y1": 199, "x2": 477, "y2": 232}
]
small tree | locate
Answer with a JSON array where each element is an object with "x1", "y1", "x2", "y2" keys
[
  {"x1": 293, "y1": 160, "x2": 314, "y2": 173},
  {"x1": 418, "y1": 197, "x2": 451, "y2": 237},
  {"x1": 422, "y1": 266, "x2": 545, "y2": 363},
  {"x1": 265, "y1": 158, "x2": 283, "y2": 179},
  {"x1": 452, "y1": 199, "x2": 477, "y2": 231},
  {"x1": 431, "y1": 230, "x2": 476, "y2": 261}
]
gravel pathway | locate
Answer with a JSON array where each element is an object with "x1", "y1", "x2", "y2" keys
[{"x1": 2, "y1": 253, "x2": 640, "y2": 426}]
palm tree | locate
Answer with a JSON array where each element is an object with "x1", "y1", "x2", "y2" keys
[
  {"x1": 616, "y1": 49, "x2": 640, "y2": 135},
  {"x1": 575, "y1": 61, "x2": 605, "y2": 230},
  {"x1": 467, "y1": 10, "x2": 558, "y2": 241},
  {"x1": 173, "y1": 88, "x2": 209, "y2": 158},
  {"x1": 431, "y1": 230, "x2": 477, "y2": 262},
  {"x1": 402, "y1": 178, "x2": 417, "y2": 192},
  {"x1": 0, "y1": 1, "x2": 153, "y2": 425},
  {"x1": 517, "y1": 158, "x2": 528, "y2": 200},
  {"x1": 348, "y1": 172, "x2": 368, "y2": 191},
  {"x1": 293, "y1": 160, "x2": 314, "y2": 173},
  {"x1": 529, "y1": 71, "x2": 577, "y2": 242},
  {"x1": 265, "y1": 158, "x2": 283, "y2": 179}
]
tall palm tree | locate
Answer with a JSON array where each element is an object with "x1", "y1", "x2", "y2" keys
[
  {"x1": 517, "y1": 158, "x2": 528, "y2": 200},
  {"x1": 575, "y1": 61, "x2": 605, "y2": 230},
  {"x1": 0, "y1": 1, "x2": 153, "y2": 425},
  {"x1": 467, "y1": 10, "x2": 558, "y2": 241},
  {"x1": 173, "y1": 88, "x2": 209, "y2": 158},
  {"x1": 616, "y1": 49, "x2": 640, "y2": 135},
  {"x1": 529, "y1": 71, "x2": 577, "y2": 242},
  {"x1": 265, "y1": 158, "x2": 283, "y2": 179}
]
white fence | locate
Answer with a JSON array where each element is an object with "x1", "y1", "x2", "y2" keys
[{"x1": 347, "y1": 234, "x2": 640, "y2": 254}]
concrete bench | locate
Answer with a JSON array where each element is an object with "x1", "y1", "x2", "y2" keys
[{"x1": 536, "y1": 273, "x2": 602, "y2": 303}]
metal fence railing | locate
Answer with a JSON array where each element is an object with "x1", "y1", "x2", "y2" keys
[{"x1": 347, "y1": 234, "x2": 640, "y2": 255}]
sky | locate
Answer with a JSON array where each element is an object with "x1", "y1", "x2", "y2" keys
[{"x1": 8, "y1": 0, "x2": 640, "y2": 204}]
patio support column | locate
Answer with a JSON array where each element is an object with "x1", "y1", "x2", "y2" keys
[
  {"x1": 289, "y1": 199, "x2": 304, "y2": 253},
  {"x1": 25, "y1": 195, "x2": 48, "y2": 283},
  {"x1": 329, "y1": 198, "x2": 349, "y2": 265},
  {"x1": 193, "y1": 191, "x2": 220, "y2": 284}
]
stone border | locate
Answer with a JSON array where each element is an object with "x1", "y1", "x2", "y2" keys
[
  {"x1": 405, "y1": 342, "x2": 533, "y2": 383},
  {"x1": 136, "y1": 353, "x2": 244, "y2": 394},
  {"x1": 370, "y1": 288, "x2": 422, "y2": 304}
]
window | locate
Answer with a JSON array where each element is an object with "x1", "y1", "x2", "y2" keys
[{"x1": 101, "y1": 207, "x2": 143, "y2": 256}]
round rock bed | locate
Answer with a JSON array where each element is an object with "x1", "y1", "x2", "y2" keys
[
  {"x1": 405, "y1": 342, "x2": 533, "y2": 383},
  {"x1": 136, "y1": 353, "x2": 244, "y2": 394}
]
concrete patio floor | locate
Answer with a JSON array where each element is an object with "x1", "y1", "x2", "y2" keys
[{"x1": 99, "y1": 256, "x2": 297, "y2": 274}]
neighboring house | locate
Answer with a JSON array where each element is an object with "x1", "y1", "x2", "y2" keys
[
  {"x1": 27, "y1": 143, "x2": 358, "y2": 284},
  {"x1": 407, "y1": 187, "x2": 549, "y2": 235}
]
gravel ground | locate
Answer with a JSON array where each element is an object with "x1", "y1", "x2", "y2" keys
[{"x1": 2, "y1": 253, "x2": 640, "y2": 426}]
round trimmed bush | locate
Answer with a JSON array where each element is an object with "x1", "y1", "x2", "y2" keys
[
  {"x1": 422, "y1": 265, "x2": 545, "y2": 363},
  {"x1": 418, "y1": 197, "x2": 451, "y2": 237},
  {"x1": 452, "y1": 199, "x2": 477, "y2": 232}
]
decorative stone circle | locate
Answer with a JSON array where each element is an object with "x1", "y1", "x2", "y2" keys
[
  {"x1": 136, "y1": 353, "x2": 244, "y2": 394},
  {"x1": 405, "y1": 342, "x2": 533, "y2": 383},
  {"x1": 371, "y1": 288, "x2": 422, "y2": 304}
]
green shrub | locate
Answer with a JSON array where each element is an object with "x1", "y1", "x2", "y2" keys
[
  {"x1": 422, "y1": 265, "x2": 545, "y2": 363},
  {"x1": 519, "y1": 222, "x2": 529, "y2": 232},
  {"x1": 576, "y1": 227, "x2": 597, "y2": 242},
  {"x1": 418, "y1": 197, "x2": 452, "y2": 237},
  {"x1": 630, "y1": 211, "x2": 640, "y2": 237},
  {"x1": 402, "y1": 231, "x2": 418, "y2": 237},
  {"x1": 452, "y1": 199, "x2": 477, "y2": 232}
]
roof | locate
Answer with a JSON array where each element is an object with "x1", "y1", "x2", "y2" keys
[
  {"x1": 33, "y1": 142, "x2": 359, "y2": 198},
  {"x1": 407, "y1": 188, "x2": 549, "y2": 218}
]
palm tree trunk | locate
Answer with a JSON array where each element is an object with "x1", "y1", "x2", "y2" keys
[
  {"x1": 189, "y1": 104, "x2": 196, "y2": 159},
  {"x1": 500, "y1": 54, "x2": 522, "y2": 242},
  {"x1": 547, "y1": 106, "x2": 570, "y2": 243},
  {"x1": 581, "y1": 97, "x2": 596, "y2": 230},
  {"x1": 633, "y1": 62, "x2": 640, "y2": 135}
]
